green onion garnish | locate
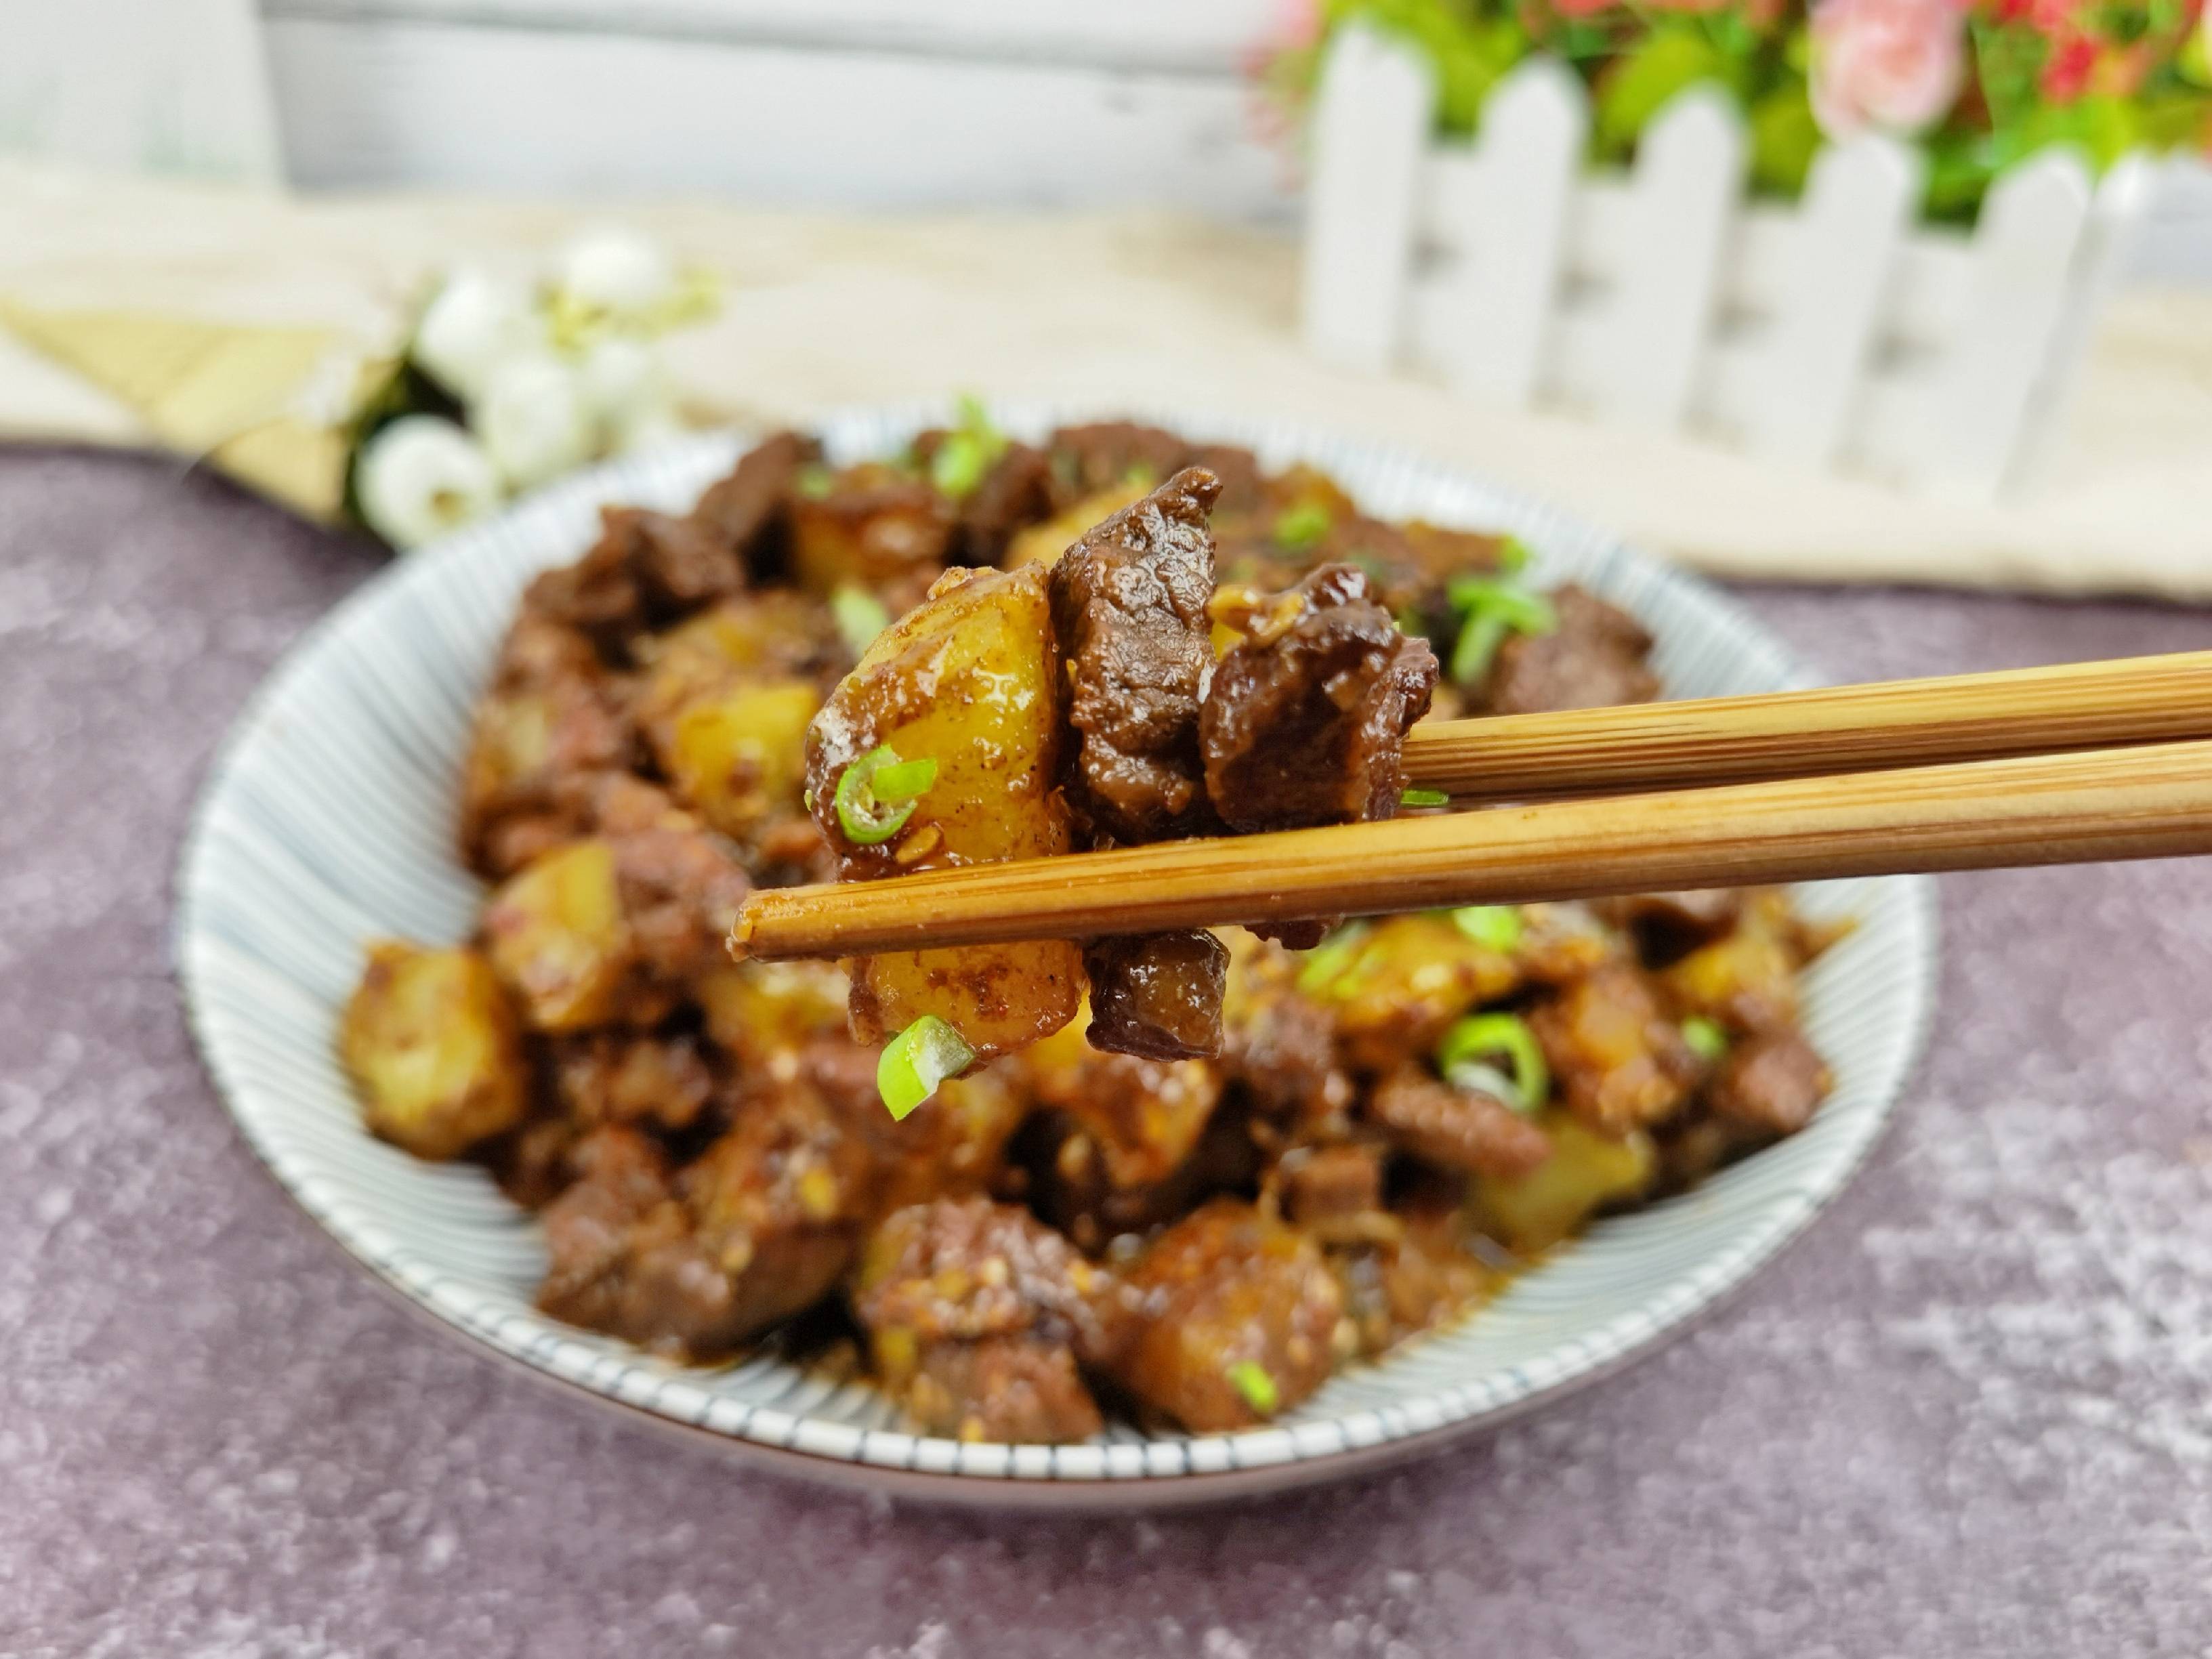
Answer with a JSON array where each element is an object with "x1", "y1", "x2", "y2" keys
[
  {"x1": 1123, "y1": 463, "x2": 1158, "y2": 488},
  {"x1": 829, "y1": 584, "x2": 890, "y2": 657},
  {"x1": 1400, "y1": 786, "x2": 1449, "y2": 809},
  {"x1": 1272, "y1": 502, "x2": 1332, "y2": 551},
  {"x1": 1681, "y1": 1015, "x2": 1728, "y2": 1062},
  {"x1": 1294, "y1": 923, "x2": 1370, "y2": 998},
  {"x1": 795, "y1": 464, "x2": 835, "y2": 500},
  {"x1": 877, "y1": 1015, "x2": 976, "y2": 1120},
  {"x1": 1437, "y1": 1011, "x2": 1549, "y2": 1114},
  {"x1": 1451, "y1": 905, "x2": 1522, "y2": 953},
  {"x1": 1446, "y1": 578, "x2": 1557, "y2": 687},
  {"x1": 928, "y1": 394, "x2": 1007, "y2": 501},
  {"x1": 833, "y1": 744, "x2": 937, "y2": 845},
  {"x1": 1497, "y1": 535, "x2": 1532, "y2": 574},
  {"x1": 1226, "y1": 1360, "x2": 1280, "y2": 1417}
]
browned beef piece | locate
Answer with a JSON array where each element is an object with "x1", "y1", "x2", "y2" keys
[
  {"x1": 526, "y1": 507, "x2": 744, "y2": 644},
  {"x1": 1020, "y1": 1047, "x2": 1236, "y2": 1248},
  {"x1": 1278, "y1": 1142, "x2": 1385, "y2": 1238},
  {"x1": 1476, "y1": 583, "x2": 1660, "y2": 715},
  {"x1": 1329, "y1": 1179, "x2": 1495, "y2": 1357},
  {"x1": 1047, "y1": 466, "x2": 1222, "y2": 842},
  {"x1": 607, "y1": 823, "x2": 751, "y2": 989},
  {"x1": 1364, "y1": 1064, "x2": 1552, "y2": 1179},
  {"x1": 1530, "y1": 962, "x2": 1702, "y2": 1135},
  {"x1": 550, "y1": 1028, "x2": 715, "y2": 1133},
  {"x1": 1708, "y1": 1028, "x2": 1831, "y2": 1137},
  {"x1": 1220, "y1": 949, "x2": 1351, "y2": 1127},
  {"x1": 537, "y1": 1127, "x2": 750, "y2": 1357},
  {"x1": 906, "y1": 436, "x2": 1054, "y2": 566},
  {"x1": 1595, "y1": 889, "x2": 1747, "y2": 963},
  {"x1": 1200, "y1": 564, "x2": 1438, "y2": 835},
  {"x1": 692, "y1": 429, "x2": 820, "y2": 581},
  {"x1": 1083, "y1": 929, "x2": 1228, "y2": 1062},
  {"x1": 854, "y1": 1196, "x2": 1138, "y2": 1442},
  {"x1": 1114, "y1": 1200, "x2": 1343, "y2": 1432},
  {"x1": 459, "y1": 614, "x2": 637, "y2": 878},
  {"x1": 1045, "y1": 421, "x2": 1192, "y2": 507}
]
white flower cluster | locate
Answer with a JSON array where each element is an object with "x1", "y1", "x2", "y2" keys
[{"x1": 354, "y1": 228, "x2": 709, "y2": 549}]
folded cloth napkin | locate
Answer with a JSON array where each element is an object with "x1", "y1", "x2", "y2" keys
[{"x1": 3, "y1": 161, "x2": 2207, "y2": 597}]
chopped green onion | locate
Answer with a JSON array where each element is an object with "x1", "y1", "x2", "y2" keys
[
  {"x1": 877, "y1": 1015, "x2": 976, "y2": 1120},
  {"x1": 871, "y1": 757, "x2": 938, "y2": 803},
  {"x1": 1122, "y1": 463, "x2": 1158, "y2": 488},
  {"x1": 1399, "y1": 786, "x2": 1450, "y2": 809},
  {"x1": 829, "y1": 584, "x2": 890, "y2": 657},
  {"x1": 1681, "y1": 1015, "x2": 1728, "y2": 1062},
  {"x1": 1226, "y1": 1360, "x2": 1280, "y2": 1417},
  {"x1": 1437, "y1": 1011, "x2": 1549, "y2": 1115},
  {"x1": 929, "y1": 394, "x2": 1007, "y2": 501},
  {"x1": 1452, "y1": 905, "x2": 1523, "y2": 953},
  {"x1": 1295, "y1": 923, "x2": 1370, "y2": 998},
  {"x1": 1446, "y1": 577, "x2": 1557, "y2": 687},
  {"x1": 833, "y1": 744, "x2": 935, "y2": 845},
  {"x1": 1497, "y1": 535, "x2": 1532, "y2": 574},
  {"x1": 1272, "y1": 502, "x2": 1332, "y2": 551},
  {"x1": 795, "y1": 463, "x2": 835, "y2": 500}
]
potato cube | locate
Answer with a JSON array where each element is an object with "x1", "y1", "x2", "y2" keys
[
  {"x1": 341, "y1": 942, "x2": 527, "y2": 1160},
  {"x1": 480, "y1": 838, "x2": 632, "y2": 1031},
  {"x1": 806, "y1": 564, "x2": 1083, "y2": 1059},
  {"x1": 1473, "y1": 1115, "x2": 1656, "y2": 1255},
  {"x1": 654, "y1": 677, "x2": 819, "y2": 844}
]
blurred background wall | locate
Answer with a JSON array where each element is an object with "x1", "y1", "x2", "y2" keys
[{"x1": 5, "y1": 0, "x2": 2209, "y2": 275}]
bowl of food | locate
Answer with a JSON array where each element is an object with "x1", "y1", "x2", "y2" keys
[{"x1": 176, "y1": 401, "x2": 1936, "y2": 1505}]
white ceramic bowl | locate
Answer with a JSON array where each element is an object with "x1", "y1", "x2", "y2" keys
[{"x1": 176, "y1": 404, "x2": 1937, "y2": 1507}]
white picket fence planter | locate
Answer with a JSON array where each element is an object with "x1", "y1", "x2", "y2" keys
[{"x1": 1300, "y1": 22, "x2": 2164, "y2": 499}]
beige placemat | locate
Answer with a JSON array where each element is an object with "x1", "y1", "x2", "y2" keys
[{"x1": 2, "y1": 161, "x2": 2207, "y2": 597}]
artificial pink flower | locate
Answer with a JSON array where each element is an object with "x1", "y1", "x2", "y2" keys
[
  {"x1": 1810, "y1": 0, "x2": 1970, "y2": 140},
  {"x1": 2040, "y1": 32, "x2": 2099, "y2": 99}
]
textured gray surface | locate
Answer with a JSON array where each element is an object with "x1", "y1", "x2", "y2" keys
[{"x1": 3, "y1": 445, "x2": 2211, "y2": 1659}]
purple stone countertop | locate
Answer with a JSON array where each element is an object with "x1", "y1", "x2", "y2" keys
[{"x1": 5, "y1": 445, "x2": 2211, "y2": 1658}]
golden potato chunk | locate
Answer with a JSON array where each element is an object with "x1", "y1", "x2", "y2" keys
[
  {"x1": 1473, "y1": 1114, "x2": 1656, "y2": 1255},
  {"x1": 696, "y1": 957, "x2": 852, "y2": 1073},
  {"x1": 787, "y1": 462, "x2": 954, "y2": 606},
  {"x1": 1299, "y1": 913, "x2": 1519, "y2": 1074},
  {"x1": 480, "y1": 838, "x2": 632, "y2": 1032},
  {"x1": 654, "y1": 678, "x2": 819, "y2": 845},
  {"x1": 806, "y1": 564, "x2": 1083, "y2": 1059},
  {"x1": 341, "y1": 942, "x2": 527, "y2": 1160},
  {"x1": 1002, "y1": 480, "x2": 1150, "y2": 570}
]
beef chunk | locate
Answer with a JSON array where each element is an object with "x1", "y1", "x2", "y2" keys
[
  {"x1": 1083, "y1": 929, "x2": 1229, "y2": 1062},
  {"x1": 854, "y1": 1196, "x2": 1138, "y2": 1442},
  {"x1": 692, "y1": 429, "x2": 820, "y2": 580},
  {"x1": 1476, "y1": 583, "x2": 1660, "y2": 715},
  {"x1": 1365, "y1": 1064, "x2": 1552, "y2": 1179},
  {"x1": 1219, "y1": 934, "x2": 1352, "y2": 1127},
  {"x1": 1278, "y1": 1142, "x2": 1385, "y2": 1238},
  {"x1": 608, "y1": 822, "x2": 752, "y2": 988},
  {"x1": 459, "y1": 614, "x2": 637, "y2": 879},
  {"x1": 526, "y1": 506, "x2": 743, "y2": 644},
  {"x1": 1596, "y1": 889, "x2": 1747, "y2": 963},
  {"x1": 933, "y1": 438, "x2": 1055, "y2": 565},
  {"x1": 1529, "y1": 963, "x2": 1701, "y2": 1135},
  {"x1": 1184, "y1": 442, "x2": 1268, "y2": 517},
  {"x1": 1329, "y1": 1178, "x2": 1495, "y2": 1356},
  {"x1": 549, "y1": 1028, "x2": 716, "y2": 1133},
  {"x1": 1114, "y1": 1200, "x2": 1343, "y2": 1432},
  {"x1": 1045, "y1": 421, "x2": 1192, "y2": 507},
  {"x1": 1707, "y1": 1028, "x2": 1831, "y2": 1137},
  {"x1": 536, "y1": 1127, "x2": 746, "y2": 1357},
  {"x1": 1047, "y1": 465, "x2": 1222, "y2": 842},
  {"x1": 1200, "y1": 564, "x2": 1438, "y2": 833}
]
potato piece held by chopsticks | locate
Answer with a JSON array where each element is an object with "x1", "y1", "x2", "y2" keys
[{"x1": 804, "y1": 564, "x2": 1084, "y2": 1064}]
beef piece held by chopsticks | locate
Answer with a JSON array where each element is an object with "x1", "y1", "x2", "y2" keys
[{"x1": 1047, "y1": 467, "x2": 1230, "y2": 1059}]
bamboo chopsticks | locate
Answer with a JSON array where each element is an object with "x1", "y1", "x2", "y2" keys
[
  {"x1": 1400, "y1": 650, "x2": 2212, "y2": 800},
  {"x1": 729, "y1": 653, "x2": 2212, "y2": 963}
]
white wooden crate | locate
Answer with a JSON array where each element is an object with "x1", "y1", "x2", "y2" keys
[{"x1": 1300, "y1": 22, "x2": 2165, "y2": 499}]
